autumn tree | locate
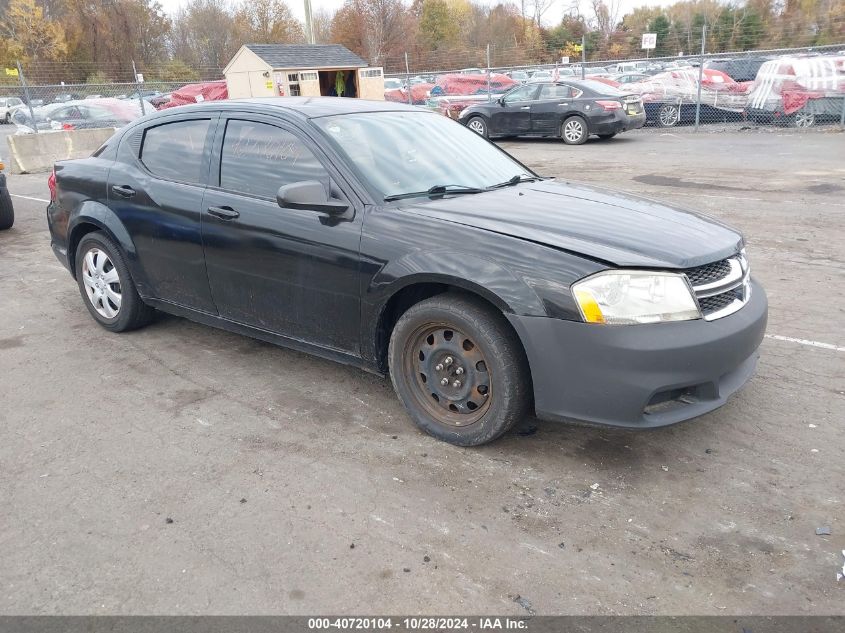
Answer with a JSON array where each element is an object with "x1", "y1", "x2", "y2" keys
[
  {"x1": 170, "y1": 0, "x2": 240, "y2": 71},
  {"x1": 235, "y1": 0, "x2": 305, "y2": 44},
  {"x1": 0, "y1": 0, "x2": 67, "y2": 64}
]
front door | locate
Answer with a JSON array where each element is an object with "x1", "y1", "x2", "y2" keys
[
  {"x1": 201, "y1": 116, "x2": 363, "y2": 353},
  {"x1": 490, "y1": 84, "x2": 539, "y2": 136}
]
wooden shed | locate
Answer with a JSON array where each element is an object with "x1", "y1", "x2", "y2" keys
[{"x1": 224, "y1": 44, "x2": 385, "y2": 100}]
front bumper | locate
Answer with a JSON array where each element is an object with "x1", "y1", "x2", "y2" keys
[{"x1": 507, "y1": 279, "x2": 768, "y2": 428}]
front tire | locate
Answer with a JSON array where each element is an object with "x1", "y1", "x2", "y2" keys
[
  {"x1": 657, "y1": 103, "x2": 680, "y2": 128},
  {"x1": 0, "y1": 187, "x2": 13, "y2": 230},
  {"x1": 75, "y1": 232, "x2": 154, "y2": 332},
  {"x1": 561, "y1": 115, "x2": 588, "y2": 145},
  {"x1": 466, "y1": 116, "x2": 488, "y2": 138},
  {"x1": 388, "y1": 293, "x2": 530, "y2": 446},
  {"x1": 790, "y1": 110, "x2": 815, "y2": 128}
]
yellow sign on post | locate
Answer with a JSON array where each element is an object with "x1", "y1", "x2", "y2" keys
[{"x1": 5, "y1": 68, "x2": 19, "y2": 77}]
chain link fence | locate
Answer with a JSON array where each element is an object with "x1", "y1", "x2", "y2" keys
[
  {"x1": 1, "y1": 41, "x2": 843, "y2": 135},
  {"x1": 387, "y1": 42, "x2": 845, "y2": 133}
]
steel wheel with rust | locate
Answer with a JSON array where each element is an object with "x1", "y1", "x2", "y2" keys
[{"x1": 389, "y1": 293, "x2": 530, "y2": 446}]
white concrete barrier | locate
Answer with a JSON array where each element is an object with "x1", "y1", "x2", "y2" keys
[{"x1": 5, "y1": 128, "x2": 116, "y2": 174}]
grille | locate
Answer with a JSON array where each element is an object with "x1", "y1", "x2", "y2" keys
[
  {"x1": 698, "y1": 286, "x2": 743, "y2": 315},
  {"x1": 683, "y1": 259, "x2": 731, "y2": 286}
]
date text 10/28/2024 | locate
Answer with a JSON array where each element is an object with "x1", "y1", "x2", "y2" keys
[{"x1": 308, "y1": 618, "x2": 528, "y2": 630}]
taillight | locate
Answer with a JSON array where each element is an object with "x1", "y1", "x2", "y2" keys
[
  {"x1": 596, "y1": 100, "x2": 623, "y2": 110},
  {"x1": 61, "y1": 123, "x2": 75, "y2": 130},
  {"x1": 48, "y1": 168, "x2": 56, "y2": 202}
]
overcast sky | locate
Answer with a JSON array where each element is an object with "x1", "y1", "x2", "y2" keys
[{"x1": 157, "y1": 0, "x2": 683, "y2": 29}]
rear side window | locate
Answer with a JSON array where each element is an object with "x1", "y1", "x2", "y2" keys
[
  {"x1": 219, "y1": 120, "x2": 329, "y2": 199},
  {"x1": 141, "y1": 119, "x2": 210, "y2": 185},
  {"x1": 539, "y1": 85, "x2": 572, "y2": 99}
]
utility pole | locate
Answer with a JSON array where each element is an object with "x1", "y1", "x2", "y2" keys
[
  {"x1": 304, "y1": 0, "x2": 315, "y2": 44},
  {"x1": 694, "y1": 24, "x2": 705, "y2": 131},
  {"x1": 581, "y1": 34, "x2": 586, "y2": 79},
  {"x1": 16, "y1": 61, "x2": 37, "y2": 134},
  {"x1": 486, "y1": 44, "x2": 491, "y2": 102},
  {"x1": 404, "y1": 52, "x2": 412, "y2": 106}
]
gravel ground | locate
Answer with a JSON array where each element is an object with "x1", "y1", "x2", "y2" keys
[{"x1": 0, "y1": 126, "x2": 843, "y2": 615}]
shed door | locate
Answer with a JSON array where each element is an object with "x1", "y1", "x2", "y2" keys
[
  {"x1": 357, "y1": 67, "x2": 385, "y2": 100},
  {"x1": 298, "y1": 70, "x2": 321, "y2": 97}
]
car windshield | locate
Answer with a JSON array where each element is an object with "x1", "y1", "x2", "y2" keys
[{"x1": 312, "y1": 111, "x2": 534, "y2": 201}]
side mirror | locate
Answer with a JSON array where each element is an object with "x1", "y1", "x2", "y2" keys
[
  {"x1": 497, "y1": 96, "x2": 506, "y2": 106},
  {"x1": 276, "y1": 181, "x2": 348, "y2": 214}
]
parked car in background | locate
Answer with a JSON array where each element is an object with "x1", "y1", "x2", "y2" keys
[
  {"x1": 11, "y1": 98, "x2": 153, "y2": 133},
  {"x1": 0, "y1": 96, "x2": 23, "y2": 124},
  {"x1": 85, "y1": 94, "x2": 104, "y2": 100},
  {"x1": 0, "y1": 150, "x2": 13, "y2": 230},
  {"x1": 507, "y1": 70, "x2": 529, "y2": 82},
  {"x1": 48, "y1": 98, "x2": 766, "y2": 446},
  {"x1": 459, "y1": 68, "x2": 483, "y2": 75},
  {"x1": 149, "y1": 93, "x2": 172, "y2": 109},
  {"x1": 585, "y1": 66, "x2": 613, "y2": 78},
  {"x1": 615, "y1": 61, "x2": 649, "y2": 74},
  {"x1": 528, "y1": 70, "x2": 553, "y2": 82},
  {"x1": 53, "y1": 94, "x2": 77, "y2": 103},
  {"x1": 614, "y1": 73, "x2": 650, "y2": 84},
  {"x1": 458, "y1": 79, "x2": 645, "y2": 144},
  {"x1": 384, "y1": 78, "x2": 404, "y2": 92},
  {"x1": 705, "y1": 57, "x2": 770, "y2": 82}
]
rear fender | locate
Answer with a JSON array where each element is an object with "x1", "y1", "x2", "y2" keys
[{"x1": 67, "y1": 201, "x2": 147, "y2": 292}]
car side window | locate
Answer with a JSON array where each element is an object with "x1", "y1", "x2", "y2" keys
[
  {"x1": 141, "y1": 119, "x2": 211, "y2": 185},
  {"x1": 539, "y1": 85, "x2": 572, "y2": 99},
  {"x1": 219, "y1": 119, "x2": 330, "y2": 200},
  {"x1": 504, "y1": 85, "x2": 538, "y2": 103}
]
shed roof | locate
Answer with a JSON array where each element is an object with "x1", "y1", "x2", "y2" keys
[{"x1": 244, "y1": 44, "x2": 368, "y2": 70}]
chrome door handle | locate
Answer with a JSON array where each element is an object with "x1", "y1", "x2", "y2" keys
[{"x1": 520, "y1": 106, "x2": 530, "y2": 110}]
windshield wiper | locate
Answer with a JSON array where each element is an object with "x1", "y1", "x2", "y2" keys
[
  {"x1": 487, "y1": 175, "x2": 543, "y2": 190},
  {"x1": 384, "y1": 184, "x2": 486, "y2": 202}
]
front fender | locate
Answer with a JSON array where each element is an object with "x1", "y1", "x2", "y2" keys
[
  {"x1": 369, "y1": 249, "x2": 547, "y2": 316},
  {"x1": 360, "y1": 249, "x2": 550, "y2": 368}
]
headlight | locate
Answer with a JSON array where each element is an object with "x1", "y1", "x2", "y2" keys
[{"x1": 572, "y1": 271, "x2": 700, "y2": 325}]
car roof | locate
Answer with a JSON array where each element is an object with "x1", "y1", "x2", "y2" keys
[{"x1": 154, "y1": 97, "x2": 423, "y2": 119}]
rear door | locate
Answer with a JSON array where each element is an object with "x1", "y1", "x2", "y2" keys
[
  {"x1": 490, "y1": 84, "x2": 539, "y2": 136},
  {"x1": 529, "y1": 83, "x2": 576, "y2": 135},
  {"x1": 107, "y1": 115, "x2": 218, "y2": 311},
  {"x1": 201, "y1": 114, "x2": 363, "y2": 353}
]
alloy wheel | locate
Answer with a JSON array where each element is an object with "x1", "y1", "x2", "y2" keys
[
  {"x1": 468, "y1": 119, "x2": 486, "y2": 136},
  {"x1": 659, "y1": 104, "x2": 679, "y2": 127},
  {"x1": 404, "y1": 324, "x2": 491, "y2": 427},
  {"x1": 81, "y1": 248, "x2": 122, "y2": 319},
  {"x1": 563, "y1": 119, "x2": 584, "y2": 143},
  {"x1": 793, "y1": 111, "x2": 815, "y2": 128}
]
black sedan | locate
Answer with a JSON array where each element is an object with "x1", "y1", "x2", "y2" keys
[
  {"x1": 47, "y1": 98, "x2": 766, "y2": 446},
  {"x1": 457, "y1": 79, "x2": 646, "y2": 144}
]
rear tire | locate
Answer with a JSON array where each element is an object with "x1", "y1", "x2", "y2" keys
[
  {"x1": 388, "y1": 293, "x2": 530, "y2": 446},
  {"x1": 75, "y1": 232, "x2": 154, "y2": 332},
  {"x1": 561, "y1": 116, "x2": 588, "y2": 145},
  {"x1": 466, "y1": 116, "x2": 488, "y2": 138},
  {"x1": 0, "y1": 187, "x2": 13, "y2": 230}
]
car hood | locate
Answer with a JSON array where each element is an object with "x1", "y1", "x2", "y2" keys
[{"x1": 399, "y1": 180, "x2": 743, "y2": 268}]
